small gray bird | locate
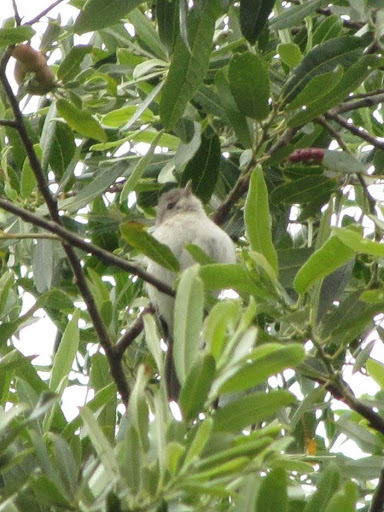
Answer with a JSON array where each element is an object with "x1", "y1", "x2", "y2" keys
[
  {"x1": 147, "y1": 181, "x2": 236, "y2": 330},
  {"x1": 147, "y1": 181, "x2": 236, "y2": 399}
]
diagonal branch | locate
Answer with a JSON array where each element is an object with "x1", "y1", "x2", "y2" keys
[
  {"x1": 0, "y1": 198, "x2": 175, "y2": 297},
  {"x1": 370, "y1": 465, "x2": 384, "y2": 512},
  {"x1": 325, "y1": 111, "x2": 384, "y2": 151}
]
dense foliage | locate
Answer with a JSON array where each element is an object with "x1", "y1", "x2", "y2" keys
[{"x1": 1, "y1": 0, "x2": 384, "y2": 510}]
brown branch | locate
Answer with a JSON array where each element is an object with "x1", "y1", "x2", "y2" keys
[
  {"x1": 25, "y1": 0, "x2": 66, "y2": 25},
  {"x1": 335, "y1": 93, "x2": 384, "y2": 114},
  {"x1": 212, "y1": 127, "x2": 299, "y2": 225},
  {"x1": 0, "y1": 198, "x2": 175, "y2": 297},
  {"x1": 115, "y1": 306, "x2": 154, "y2": 357},
  {"x1": 370, "y1": 465, "x2": 384, "y2": 512},
  {"x1": 11, "y1": 0, "x2": 22, "y2": 25},
  {"x1": 0, "y1": 50, "x2": 131, "y2": 405},
  {"x1": 315, "y1": 116, "x2": 349, "y2": 152},
  {"x1": 325, "y1": 111, "x2": 384, "y2": 151},
  {"x1": 0, "y1": 119, "x2": 19, "y2": 128}
]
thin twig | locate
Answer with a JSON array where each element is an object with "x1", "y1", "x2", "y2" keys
[
  {"x1": 335, "y1": 93, "x2": 384, "y2": 114},
  {"x1": 25, "y1": 0, "x2": 66, "y2": 25},
  {"x1": 0, "y1": 119, "x2": 19, "y2": 128},
  {"x1": 115, "y1": 306, "x2": 154, "y2": 357},
  {"x1": 370, "y1": 465, "x2": 384, "y2": 512},
  {"x1": 315, "y1": 116, "x2": 349, "y2": 152},
  {"x1": 325, "y1": 111, "x2": 384, "y2": 151},
  {"x1": 0, "y1": 232, "x2": 60, "y2": 240},
  {"x1": 11, "y1": 0, "x2": 22, "y2": 25},
  {"x1": 0, "y1": 198, "x2": 175, "y2": 297}
]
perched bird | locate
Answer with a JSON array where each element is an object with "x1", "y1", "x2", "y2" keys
[{"x1": 147, "y1": 181, "x2": 236, "y2": 397}]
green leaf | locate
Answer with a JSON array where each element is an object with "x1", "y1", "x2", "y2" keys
[
  {"x1": 366, "y1": 358, "x2": 384, "y2": 389},
  {"x1": 120, "y1": 222, "x2": 180, "y2": 272},
  {"x1": 270, "y1": 175, "x2": 338, "y2": 205},
  {"x1": 294, "y1": 236, "x2": 354, "y2": 294},
  {"x1": 285, "y1": 67, "x2": 344, "y2": 111},
  {"x1": 245, "y1": 166, "x2": 278, "y2": 276},
  {"x1": 283, "y1": 36, "x2": 364, "y2": 104},
  {"x1": 56, "y1": 99, "x2": 107, "y2": 142},
  {"x1": 32, "y1": 239, "x2": 54, "y2": 293},
  {"x1": 255, "y1": 467, "x2": 288, "y2": 512},
  {"x1": 239, "y1": 0, "x2": 276, "y2": 44},
  {"x1": 180, "y1": 354, "x2": 216, "y2": 421},
  {"x1": 160, "y1": 0, "x2": 220, "y2": 129},
  {"x1": 157, "y1": 0, "x2": 180, "y2": 53},
  {"x1": 323, "y1": 150, "x2": 367, "y2": 174},
  {"x1": 174, "y1": 265, "x2": 204, "y2": 384},
  {"x1": 324, "y1": 482, "x2": 357, "y2": 512},
  {"x1": 270, "y1": 0, "x2": 326, "y2": 30},
  {"x1": 50, "y1": 310, "x2": 80, "y2": 393},
  {"x1": 183, "y1": 418, "x2": 214, "y2": 468},
  {"x1": 127, "y1": 365, "x2": 150, "y2": 451},
  {"x1": 303, "y1": 462, "x2": 340, "y2": 512},
  {"x1": 81, "y1": 406, "x2": 120, "y2": 478},
  {"x1": 0, "y1": 26, "x2": 35, "y2": 46},
  {"x1": 289, "y1": 55, "x2": 384, "y2": 126},
  {"x1": 213, "y1": 390, "x2": 295, "y2": 432},
  {"x1": 127, "y1": 8, "x2": 168, "y2": 61},
  {"x1": 199, "y1": 263, "x2": 265, "y2": 296},
  {"x1": 74, "y1": 0, "x2": 144, "y2": 34},
  {"x1": 181, "y1": 132, "x2": 221, "y2": 203},
  {"x1": 278, "y1": 42, "x2": 302, "y2": 68},
  {"x1": 120, "y1": 130, "x2": 163, "y2": 201},
  {"x1": 313, "y1": 14, "x2": 343, "y2": 46},
  {"x1": 229, "y1": 53, "x2": 270, "y2": 121},
  {"x1": 204, "y1": 300, "x2": 241, "y2": 360},
  {"x1": 215, "y1": 70, "x2": 252, "y2": 148},
  {"x1": 220, "y1": 343, "x2": 305, "y2": 393},
  {"x1": 20, "y1": 158, "x2": 37, "y2": 198},
  {"x1": 57, "y1": 45, "x2": 92, "y2": 82},
  {"x1": 333, "y1": 227, "x2": 384, "y2": 257}
]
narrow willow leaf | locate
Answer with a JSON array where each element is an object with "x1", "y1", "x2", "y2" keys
[
  {"x1": 323, "y1": 150, "x2": 367, "y2": 174},
  {"x1": 255, "y1": 467, "x2": 288, "y2": 512},
  {"x1": 0, "y1": 26, "x2": 35, "y2": 46},
  {"x1": 366, "y1": 358, "x2": 384, "y2": 389},
  {"x1": 324, "y1": 482, "x2": 357, "y2": 512},
  {"x1": 121, "y1": 81, "x2": 164, "y2": 132},
  {"x1": 215, "y1": 70, "x2": 252, "y2": 148},
  {"x1": 81, "y1": 406, "x2": 120, "y2": 478},
  {"x1": 333, "y1": 227, "x2": 384, "y2": 257},
  {"x1": 181, "y1": 132, "x2": 221, "y2": 203},
  {"x1": 183, "y1": 418, "x2": 214, "y2": 468},
  {"x1": 220, "y1": 344, "x2": 305, "y2": 393},
  {"x1": 245, "y1": 167, "x2": 278, "y2": 276},
  {"x1": 199, "y1": 263, "x2": 266, "y2": 297},
  {"x1": 160, "y1": 0, "x2": 220, "y2": 129},
  {"x1": 285, "y1": 67, "x2": 344, "y2": 111},
  {"x1": 313, "y1": 15, "x2": 343, "y2": 46},
  {"x1": 74, "y1": 0, "x2": 144, "y2": 34},
  {"x1": 120, "y1": 222, "x2": 180, "y2": 272},
  {"x1": 294, "y1": 236, "x2": 354, "y2": 294},
  {"x1": 120, "y1": 131, "x2": 163, "y2": 202},
  {"x1": 283, "y1": 36, "x2": 364, "y2": 104},
  {"x1": 50, "y1": 310, "x2": 80, "y2": 393},
  {"x1": 127, "y1": 8, "x2": 168, "y2": 61},
  {"x1": 32, "y1": 239, "x2": 54, "y2": 293},
  {"x1": 56, "y1": 99, "x2": 107, "y2": 142},
  {"x1": 270, "y1": 0, "x2": 325, "y2": 30},
  {"x1": 239, "y1": 0, "x2": 276, "y2": 45},
  {"x1": 173, "y1": 265, "x2": 204, "y2": 384},
  {"x1": 229, "y1": 53, "x2": 270, "y2": 120},
  {"x1": 157, "y1": 0, "x2": 179, "y2": 53},
  {"x1": 213, "y1": 390, "x2": 295, "y2": 432},
  {"x1": 289, "y1": 55, "x2": 384, "y2": 126},
  {"x1": 57, "y1": 45, "x2": 92, "y2": 82},
  {"x1": 270, "y1": 175, "x2": 338, "y2": 205},
  {"x1": 180, "y1": 354, "x2": 216, "y2": 421},
  {"x1": 127, "y1": 365, "x2": 150, "y2": 451}
]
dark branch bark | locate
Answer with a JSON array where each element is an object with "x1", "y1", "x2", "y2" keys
[
  {"x1": 325, "y1": 111, "x2": 384, "y2": 150},
  {"x1": 25, "y1": 0, "x2": 65, "y2": 25},
  {"x1": 115, "y1": 307, "x2": 154, "y2": 357},
  {"x1": 370, "y1": 465, "x2": 384, "y2": 512},
  {"x1": 0, "y1": 198, "x2": 175, "y2": 297}
]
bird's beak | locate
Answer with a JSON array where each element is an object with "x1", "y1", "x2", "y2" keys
[{"x1": 183, "y1": 180, "x2": 193, "y2": 196}]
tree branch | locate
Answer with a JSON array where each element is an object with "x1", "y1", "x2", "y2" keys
[
  {"x1": 335, "y1": 93, "x2": 384, "y2": 114},
  {"x1": 370, "y1": 465, "x2": 384, "y2": 512},
  {"x1": 25, "y1": 0, "x2": 66, "y2": 25},
  {"x1": 115, "y1": 306, "x2": 154, "y2": 357},
  {"x1": 0, "y1": 50, "x2": 130, "y2": 405},
  {"x1": 325, "y1": 111, "x2": 384, "y2": 151},
  {"x1": 0, "y1": 198, "x2": 175, "y2": 297}
]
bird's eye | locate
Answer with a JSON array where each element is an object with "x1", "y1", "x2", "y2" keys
[{"x1": 167, "y1": 201, "x2": 176, "y2": 210}]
